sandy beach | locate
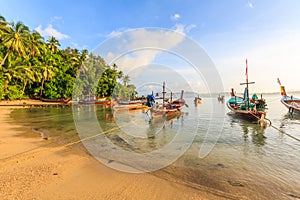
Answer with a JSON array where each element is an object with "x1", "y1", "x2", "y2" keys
[{"x1": 0, "y1": 105, "x2": 230, "y2": 200}]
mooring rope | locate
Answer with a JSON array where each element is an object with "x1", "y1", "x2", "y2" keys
[
  {"x1": 269, "y1": 123, "x2": 300, "y2": 143},
  {"x1": 248, "y1": 111, "x2": 300, "y2": 143}
]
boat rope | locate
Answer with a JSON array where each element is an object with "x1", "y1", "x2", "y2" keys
[
  {"x1": 269, "y1": 123, "x2": 300, "y2": 143},
  {"x1": 248, "y1": 112, "x2": 300, "y2": 143}
]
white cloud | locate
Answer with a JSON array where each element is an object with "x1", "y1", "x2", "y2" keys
[
  {"x1": 173, "y1": 23, "x2": 197, "y2": 34},
  {"x1": 173, "y1": 24, "x2": 185, "y2": 34},
  {"x1": 246, "y1": 1, "x2": 254, "y2": 9},
  {"x1": 35, "y1": 24, "x2": 69, "y2": 40},
  {"x1": 171, "y1": 13, "x2": 181, "y2": 21},
  {"x1": 107, "y1": 30, "x2": 123, "y2": 38},
  {"x1": 185, "y1": 24, "x2": 197, "y2": 33},
  {"x1": 95, "y1": 28, "x2": 209, "y2": 93},
  {"x1": 102, "y1": 28, "x2": 186, "y2": 73}
]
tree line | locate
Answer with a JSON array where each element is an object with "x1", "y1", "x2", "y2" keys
[{"x1": 0, "y1": 14, "x2": 137, "y2": 100}]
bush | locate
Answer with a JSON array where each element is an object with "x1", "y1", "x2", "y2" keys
[{"x1": 5, "y1": 85, "x2": 23, "y2": 100}]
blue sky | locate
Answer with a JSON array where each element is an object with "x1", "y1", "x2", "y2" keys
[{"x1": 1, "y1": 0, "x2": 300, "y2": 93}]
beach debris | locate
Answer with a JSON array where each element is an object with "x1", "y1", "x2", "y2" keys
[
  {"x1": 53, "y1": 173, "x2": 58, "y2": 175},
  {"x1": 113, "y1": 135, "x2": 128, "y2": 144},
  {"x1": 227, "y1": 180, "x2": 245, "y2": 187},
  {"x1": 32, "y1": 127, "x2": 49, "y2": 140},
  {"x1": 108, "y1": 160, "x2": 114, "y2": 164},
  {"x1": 215, "y1": 163, "x2": 225, "y2": 168},
  {"x1": 42, "y1": 135, "x2": 48, "y2": 140},
  {"x1": 286, "y1": 192, "x2": 300, "y2": 199}
]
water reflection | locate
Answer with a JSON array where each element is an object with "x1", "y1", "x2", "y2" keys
[
  {"x1": 93, "y1": 105, "x2": 186, "y2": 153},
  {"x1": 229, "y1": 116, "x2": 267, "y2": 147},
  {"x1": 282, "y1": 113, "x2": 300, "y2": 121},
  {"x1": 241, "y1": 121, "x2": 266, "y2": 147},
  {"x1": 279, "y1": 113, "x2": 300, "y2": 130}
]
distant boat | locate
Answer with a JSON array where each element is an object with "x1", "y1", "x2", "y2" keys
[
  {"x1": 278, "y1": 78, "x2": 300, "y2": 114},
  {"x1": 40, "y1": 98, "x2": 71, "y2": 103},
  {"x1": 78, "y1": 98, "x2": 111, "y2": 106},
  {"x1": 226, "y1": 59, "x2": 267, "y2": 121},
  {"x1": 194, "y1": 95, "x2": 202, "y2": 104},
  {"x1": 113, "y1": 102, "x2": 148, "y2": 111},
  {"x1": 217, "y1": 94, "x2": 225, "y2": 102},
  {"x1": 171, "y1": 90, "x2": 187, "y2": 109},
  {"x1": 112, "y1": 98, "x2": 147, "y2": 110}
]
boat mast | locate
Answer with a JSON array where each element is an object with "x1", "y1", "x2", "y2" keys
[
  {"x1": 162, "y1": 81, "x2": 166, "y2": 108},
  {"x1": 180, "y1": 90, "x2": 184, "y2": 99},
  {"x1": 240, "y1": 59, "x2": 255, "y2": 109}
]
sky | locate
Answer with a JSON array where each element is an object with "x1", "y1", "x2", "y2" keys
[{"x1": 1, "y1": 0, "x2": 300, "y2": 94}]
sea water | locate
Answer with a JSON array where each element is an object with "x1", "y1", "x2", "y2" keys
[{"x1": 10, "y1": 93, "x2": 300, "y2": 199}]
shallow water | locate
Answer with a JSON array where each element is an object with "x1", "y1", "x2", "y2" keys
[{"x1": 10, "y1": 93, "x2": 300, "y2": 199}]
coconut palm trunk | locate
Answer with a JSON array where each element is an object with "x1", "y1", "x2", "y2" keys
[
  {"x1": 0, "y1": 51, "x2": 9, "y2": 68},
  {"x1": 40, "y1": 78, "x2": 45, "y2": 97}
]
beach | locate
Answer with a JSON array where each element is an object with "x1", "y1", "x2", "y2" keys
[{"x1": 0, "y1": 105, "x2": 229, "y2": 200}]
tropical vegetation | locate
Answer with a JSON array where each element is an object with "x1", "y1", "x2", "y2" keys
[{"x1": 0, "y1": 14, "x2": 137, "y2": 100}]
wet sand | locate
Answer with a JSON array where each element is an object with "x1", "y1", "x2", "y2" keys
[{"x1": 0, "y1": 106, "x2": 230, "y2": 200}]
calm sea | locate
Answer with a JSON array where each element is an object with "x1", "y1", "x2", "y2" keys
[{"x1": 10, "y1": 93, "x2": 300, "y2": 200}]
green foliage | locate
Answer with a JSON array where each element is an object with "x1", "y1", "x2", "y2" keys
[
  {"x1": 112, "y1": 83, "x2": 138, "y2": 100},
  {"x1": 5, "y1": 85, "x2": 23, "y2": 100},
  {"x1": 0, "y1": 14, "x2": 137, "y2": 100},
  {"x1": 97, "y1": 67, "x2": 122, "y2": 97},
  {"x1": 0, "y1": 76, "x2": 5, "y2": 99}
]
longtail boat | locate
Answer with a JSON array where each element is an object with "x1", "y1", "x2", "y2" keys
[
  {"x1": 170, "y1": 90, "x2": 186, "y2": 109},
  {"x1": 278, "y1": 78, "x2": 300, "y2": 114},
  {"x1": 112, "y1": 97, "x2": 147, "y2": 111},
  {"x1": 112, "y1": 103, "x2": 148, "y2": 111},
  {"x1": 194, "y1": 95, "x2": 202, "y2": 105},
  {"x1": 217, "y1": 94, "x2": 225, "y2": 103},
  {"x1": 40, "y1": 98, "x2": 71, "y2": 103},
  {"x1": 226, "y1": 59, "x2": 267, "y2": 121},
  {"x1": 78, "y1": 98, "x2": 111, "y2": 106},
  {"x1": 146, "y1": 82, "x2": 184, "y2": 121}
]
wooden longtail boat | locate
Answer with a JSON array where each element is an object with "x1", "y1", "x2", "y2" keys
[
  {"x1": 112, "y1": 98, "x2": 147, "y2": 111},
  {"x1": 40, "y1": 98, "x2": 71, "y2": 103},
  {"x1": 226, "y1": 59, "x2": 267, "y2": 121},
  {"x1": 217, "y1": 94, "x2": 225, "y2": 102},
  {"x1": 147, "y1": 82, "x2": 184, "y2": 121},
  {"x1": 170, "y1": 90, "x2": 186, "y2": 109},
  {"x1": 78, "y1": 99, "x2": 111, "y2": 106},
  {"x1": 194, "y1": 95, "x2": 202, "y2": 105},
  {"x1": 113, "y1": 103, "x2": 148, "y2": 111},
  {"x1": 278, "y1": 78, "x2": 300, "y2": 114}
]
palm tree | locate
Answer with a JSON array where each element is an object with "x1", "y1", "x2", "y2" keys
[
  {"x1": 28, "y1": 31, "x2": 45, "y2": 57},
  {"x1": 122, "y1": 74, "x2": 130, "y2": 86},
  {"x1": 0, "y1": 15, "x2": 9, "y2": 68},
  {"x1": 39, "y1": 65, "x2": 55, "y2": 97},
  {"x1": 0, "y1": 21, "x2": 30, "y2": 68},
  {"x1": 0, "y1": 15, "x2": 6, "y2": 23},
  {"x1": 47, "y1": 36, "x2": 60, "y2": 53},
  {"x1": 0, "y1": 15, "x2": 9, "y2": 34},
  {"x1": 16, "y1": 65, "x2": 36, "y2": 95},
  {"x1": 1, "y1": 56, "x2": 35, "y2": 93},
  {"x1": 0, "y1": 15, "x2": 8, "y2": 30}
]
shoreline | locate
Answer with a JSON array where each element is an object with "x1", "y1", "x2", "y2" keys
[
  {"x1": 0, "y1": 107, "x2": 229, "y2": 200},
  {"x1": 0, "y1": 99, "x2": 72, "y2": 108}
]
